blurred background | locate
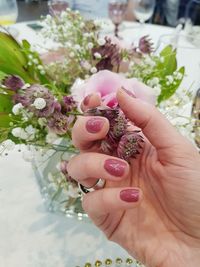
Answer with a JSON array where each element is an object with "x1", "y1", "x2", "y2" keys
[{"x1": 0, "y1": 0, "x2": 199, "y2": 27}]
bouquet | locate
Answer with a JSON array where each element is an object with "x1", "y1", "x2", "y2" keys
[{"x1": 0, "y1": 9, "x2": 198, "y2": 216}]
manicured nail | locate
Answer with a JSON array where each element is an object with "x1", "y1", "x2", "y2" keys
[
  {"x1": 83, "y1": 94, "x2": 92, "y2": 106},
  {"x1": 104, "y1": 159, "x2": 127, "y2": 177},
  {"x1": 120, "y1": 189, "x2": 139, "y2": 202},
  {"x1": 86, "y1": 118, "x2": 104, "y2": 133},
  {"x1": 121, "y1": 87, "x2": 136, "y2": 98}
]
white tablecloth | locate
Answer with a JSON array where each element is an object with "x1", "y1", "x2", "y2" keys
[{"x1": 0, "y1": 21, "x2": 200, "y2": 267}]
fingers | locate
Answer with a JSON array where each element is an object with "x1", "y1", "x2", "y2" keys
[
  {"x1": 72, "y1": 116, "x2": 109, "y2": 150},
  {"x1": 82, "y1": 187, "x2": 142, "y2": 233},
  {"x1": 67, "y1": 153, "x2": 130, "y2": 188},
  {"x1": 81, "y1": 93, "x2": 102, "y2": 112},
  {"x1": 117, "y1": 88, "x2": 184, "y2": 151}
]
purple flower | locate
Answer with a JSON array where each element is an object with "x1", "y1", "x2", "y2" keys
[
  {"x1": 15, "y1": 84, "x2": 55, "y2": 117},
  {"x1": 117, "y1": 131, "x2": 144, "y2": 161},
  {"x1": 139, "y1": 36, "x2": 154, "y2": 54},
  {"x1": 3, "y1": 75, "x2": 25, "y2": 91},
  {"x1": 62, "y1": 96, "x2": 77, "y2": 113},
  {"x1": 48, "y1": 112, "x2": 69, "y2": 135},
  {"x1": 92, "y1": 37, "x2": 122, "y2": 71}
]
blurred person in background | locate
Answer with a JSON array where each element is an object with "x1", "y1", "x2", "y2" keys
[{"x1": 153, "y1": 0, "x2": 200, "y2": 26}]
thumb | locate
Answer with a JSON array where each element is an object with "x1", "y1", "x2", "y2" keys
[{"x1": 117, "y1": 88, "x2": 184, "y2": 151}]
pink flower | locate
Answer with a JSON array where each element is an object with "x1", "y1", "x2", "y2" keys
[{"x1": 72, "y1": 70, "x2": 156, "y2": 108}]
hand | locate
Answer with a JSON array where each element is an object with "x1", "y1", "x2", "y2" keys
[{"x1": 67, "y1": 88, "x2": 200, "y2": 267}]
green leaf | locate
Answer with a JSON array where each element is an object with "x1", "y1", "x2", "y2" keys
[
  {"x1": 0, "y1": 32, "x2": 36, "y2": 83},
  {"x1": 0, "y1": 93, "x2": 13, "y2": 113},
  {"x1": 0, "y1": 112, "x2": 12, "y2": 127},
  {"x1": 160, "y1": 45, "x2": 177, "y2": 76},
  {"x1": 0, "y1": 70, "x2": 6, "y2": 81},
  {"x1": 158, "y1": 66, "x2": 185, "y2": 103}
]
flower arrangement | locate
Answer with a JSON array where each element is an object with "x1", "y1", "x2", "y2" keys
[{"x1": 0, "y1": 9, "x2": 198, "y2": 216}]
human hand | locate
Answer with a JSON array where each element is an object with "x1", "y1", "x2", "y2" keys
[{"x1": 67, "y1": 88, "x2": 200, "y2": 267}]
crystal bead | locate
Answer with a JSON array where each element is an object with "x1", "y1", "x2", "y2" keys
[
  {"x1": 115, "y1": 258, "x2": 123, "y2": 266},
  {"x1": 105, "y1": 258, "x2": 112, "y2": 266},
  {"x1": 84, "y1": 263, "x2": 92, "y2": 267},
  {"x1": 95, "y1": 260, "x2": 102, "y2": 266},
  {"x1": 126, "y1": 258, "x2": 133, "y2": 266}
]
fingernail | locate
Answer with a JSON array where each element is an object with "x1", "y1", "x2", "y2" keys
[
  {"x1": 104, "y1": 159, "x2": 127, "y2": 177},
  {"x1": 120, "y1": 189, "x2": 139, "y2": 202},
  {"x1": 86, "y1": 118, "x2": 104, "y2": 133},
  {"x1": 83, "y1": 94, "x2": 92, "y2": 106},
  {"x1": 121, "y1": 87, "x2": 136, "y2": 98}
]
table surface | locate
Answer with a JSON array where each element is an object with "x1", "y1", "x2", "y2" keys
[{"x1": 0, "y1": 21, "x2": 200, "y2": 267}]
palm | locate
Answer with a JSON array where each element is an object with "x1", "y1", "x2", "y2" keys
[{"x1": 105, "y1": 139, "x2": 200, "y2": 266}]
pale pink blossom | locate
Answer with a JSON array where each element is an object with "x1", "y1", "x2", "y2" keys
[{"x1": 71, "y1": 70, "x2": 156, "y2": 108}]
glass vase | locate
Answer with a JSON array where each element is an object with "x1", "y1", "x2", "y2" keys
[{"x1": 31, "y1": 140, "x2": 88, "y2": 220}]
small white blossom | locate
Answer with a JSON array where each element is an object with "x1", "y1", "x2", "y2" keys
[
  {"x1": 81, "y1": 61, "x2": 91, "y2": 70},
  {"x1": 97, "y1": 38, "x2": 106, "y2": 46},
  {"x1": 38, "y1": 117, "x2": 47, "y2": 127},
  {"x1": 28, "y1": 62, "x2": 32, "y2": 66},
  {"x1": 33, "y1": 98, "x2": 46, "y2": 110},
  {"x1": 25, "y1": 125, "x2": 37, "y2": 135},
  {"x1": 12, "y1": 103, "x2": 23, "y2": 115},
  {"x1": 80, "y1": 22, "x2": 85, "y2": 28},
  {"x1": 40, "y1": 70, "x2": 46, "y2": 75},
  {"x1": 21, "y1": 83, "x2": 30, "y2": 89},
  {"x1": 90, "y1": 67, "x2": 97, "y2": 74},
  {"x1": 12, "y1": 127, "x2": 28, "y2": 139},
  {"x1": 166, "y1": 75, "x2": 174, "y2": 84},
  {"x1": 87, "y1": 42, "x2": 94, "y2": 49},
  {"x1": 28, "y1": 55, "x2": 33, "y2": 60},
  {"x1": 46, "y1": 132, "x2": 58, "y2": 144},
  {"x1": 69, "y1": 52, "x2": 75, "y2": 58},
  {"x1": 33, "y1": 59, "x2": 39, "y2": 64},
  {"x1": 37, "y1": 65, "x2": 44, "y2": 70},
  {"x1": 94, "y1": 52, "x2": 102, "y2": 59},
  {"x1": 2, "y1": 139, "x2": 15, "y2": 150},
  {"x1": 176, "y1": 72, "x2": 183, "y2": 80},
  {"x1": 74, "y1": 44, "x2": 81, "y2": 51}
]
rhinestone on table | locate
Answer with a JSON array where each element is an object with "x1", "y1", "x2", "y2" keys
[
  {"x1": 84, "y1": 263, "x2": 92, "y2": 267},
  {"x1": 115, "y1": 258, "x2": 123, "y2": 266},
  {"x1": 95, "y1": 260, "x2": 102, "y2": 267},
  {"x1": 105, "y1": 258, "x2": 112, "y2": 266},
  {"x1": 126, "y1": 258, "x2": 133, "y2": 266}
]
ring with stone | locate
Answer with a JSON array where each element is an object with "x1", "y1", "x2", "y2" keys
[{"x1": 78, "y1": 179, "x2": 105, "y2": 194}]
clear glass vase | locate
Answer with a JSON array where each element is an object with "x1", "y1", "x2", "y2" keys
[{"x1": 31, "y1": 140, "x2": 88, "y2": 220}]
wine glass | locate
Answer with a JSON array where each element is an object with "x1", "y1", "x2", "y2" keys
[
  {"x1": 48, "y1": 0, "x2": 71, "y2": 17},
  {"x1": 133, "y1": 0, "x2": 155, "y2": 25},
  {"x1": 0, "y1": 0, "x2": 18, "y2": 26},
  {"x1": 108, "y1": 0, "x2": 128, "y2": 38}
]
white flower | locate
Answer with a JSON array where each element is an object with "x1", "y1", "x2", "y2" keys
[
  {"x1": 11, "y1": 127, "x2": 28, "y2": 139},
  {"x1": 166, "y1": 75, "x2": 174, "y2": 84},
  {"x1": 2, "y1": 139, "x2": 15, "y2": 150},
  {"x1": 37, "y1": 65, "x2": 44, "y2": 70},
  {"x1": 25, "y1": 125, "x2": 37, "y2": 135},
  {"x1": 40, "y1": 70, "x2": 46, "y2": 75},
  {"x1": 38, "y1": 117, "x2": 47, "y2": 127},
  {"x1": 90, "y1": 67, "x2": 97, "y2": 74},
  {"x1": 21, "y1": 83, "x2": 30, "y2": 90},
  {"x1": 176, "y1": 72, "x2": 183, "y2": 80},
  {"x1": 12, "y1": 103, "x2": 23, "y2": 115},
  {"x1": 33, "y1": 59, "x2": 39, "y2": 64},
  {"x1": 153, "y1": 85, "x2": 161, "y2": 96},
  {"x1": 87, "y1": 42, "x2": 94, "y2": 49},
  {"x1": 69, "y1": 52, "x2": 75, "y2": 58},
  {"x1": 80, "y1": 22, "x2": 85, "y2": 28},
  {"x1": 97, "y1": 38, "x2": 106, "y2": 46},
  {"x1": 46, "y1": 132, "x2": 58, "y2": 144},
  {"x1": 33, "y1": 98, "x2": 46, "y2": 110},
  {"x1": 22, "y1": 151, "x2": 34, "y2": 162},
  {"x1": 81, "y1": 61, "x2": 91, "y2": 70},
  {"x1": 74, "y1": 44, "x2": 81, "y2": 51},
  {"x1": 94, "y1": 52, "x2": 102, "y2": 59}
]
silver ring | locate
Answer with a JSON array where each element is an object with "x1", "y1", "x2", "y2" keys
[{"x1": 78, "y1": 179, "x2": 105, "y2": 194}]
